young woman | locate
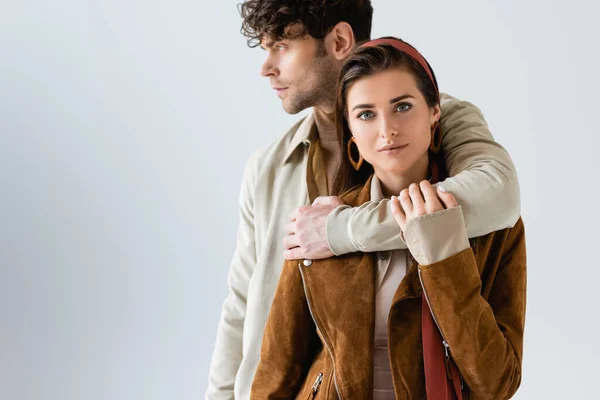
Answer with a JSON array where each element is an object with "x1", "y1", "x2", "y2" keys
[{"x1": 251, "y1": 37, "x2": 526, "y2": 400}]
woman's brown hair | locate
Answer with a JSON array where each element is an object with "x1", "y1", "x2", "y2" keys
[{"x1": 332, "y1": 37, "x2": 443, "y2": 196}]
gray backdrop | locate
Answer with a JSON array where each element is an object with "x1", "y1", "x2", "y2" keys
[{"x1": 1, "y1": 0, "x2": 598, "y2": 398}]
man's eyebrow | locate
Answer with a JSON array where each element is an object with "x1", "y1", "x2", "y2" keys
[{"x1": 259, "y1": 40, "x2": 276, "y2": 51}]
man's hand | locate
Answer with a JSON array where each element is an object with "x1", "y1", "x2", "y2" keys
[
  {"x1": 283, "y1": 196, "x2": 344, "y2": 260},
  {"x1": 390, "y1": 181, "x2": 458, "y2": 232}
]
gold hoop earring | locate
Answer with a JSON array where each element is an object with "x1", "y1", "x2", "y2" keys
[
  {"x1": 429, "y1": 121, "x2": 442, "y2": 153},
  {"x1": 347, "y1": 137, "x2": 364, "y2": 171}
]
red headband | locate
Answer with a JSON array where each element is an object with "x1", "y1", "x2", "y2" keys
[{"x1": 361, "y1": 38, "x2": 438, "y2": 93}]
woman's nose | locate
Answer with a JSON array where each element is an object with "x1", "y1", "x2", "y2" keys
[{"x1": 380, "y1": 117, "x2": 398, "y2": 138}]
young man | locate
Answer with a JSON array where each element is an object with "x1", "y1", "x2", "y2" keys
[{"x1": 206, "y1": 1, "x2": 520, "y2": 399}]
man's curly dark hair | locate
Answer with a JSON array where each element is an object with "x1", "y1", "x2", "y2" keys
[{"x1": 239, "y1": 0, "x2": 373, "y2": 48}]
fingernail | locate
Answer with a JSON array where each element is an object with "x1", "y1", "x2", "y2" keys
[{"x1": 438, "y1": 185, "x2": 447, "y2": 192}]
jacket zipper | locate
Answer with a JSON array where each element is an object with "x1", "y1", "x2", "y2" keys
[
  {"x1": 309, "y1": 372, "x2": 323, "y2": 399},
  {"x1": 298, "y1": 262, "x2": 342, "y2": 399},
  {"x1": 417, "y1": 267, "x2": 455, "y2": 380}
]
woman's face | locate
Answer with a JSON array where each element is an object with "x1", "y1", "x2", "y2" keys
[{"x1": 346, "y1": 67, "x2": 441, "y2": 177}]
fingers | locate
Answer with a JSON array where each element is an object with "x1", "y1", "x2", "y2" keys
[
  {"x1": 420, "y1": 181, "x2": 444, "y2": 213},
  {"x1": 408, "y1": 183, "x2": 425, "y2": 216},
  {"x1": 399, "y1": 188, "x2": 413, "y2": 215},
  {"x1": 288, "y1": 210, "x2": 298, "y2": 222},
  {"x1": 283, "y1": 233, "x2": 299, "y2": 251},
  {"x1": 283, "y1": 247, "x2": 303, "y2": 260},
  {"x1": 395, "y1": 184, "x2": 458, "y2": 232},
  {"x1": 437, "y1": 186, "x2": 459, "y2": 209},
  {"x1": 284, "y1": 221, "x2": 296, "y2": 235},
  {"x1": 390, "y1": 196, "x2": 406, "y2": 231}
]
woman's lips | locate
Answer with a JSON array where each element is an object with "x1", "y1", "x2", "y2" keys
[{"x1": 379, "y1": 144, "x2": 409, "y2": 154}]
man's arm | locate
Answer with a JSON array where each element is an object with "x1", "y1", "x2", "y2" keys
[
  {"x1": 206, "y1": 152, "x2": 259, "y2": 400},
  {"x1": 326, "y1": 93, "x2": 520, "y2": 255}
]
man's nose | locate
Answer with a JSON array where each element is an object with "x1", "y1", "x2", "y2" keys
[{"x1": 260, "y1": 55, "x2": 278, "y2": 78}]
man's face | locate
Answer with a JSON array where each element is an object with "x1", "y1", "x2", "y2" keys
[{"x1": 260, "y1": 30, "x2": 339, "y2": 114}]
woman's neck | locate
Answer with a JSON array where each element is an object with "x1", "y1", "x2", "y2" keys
[{"x1": 376, "y1": 153, "x2": 430, "y2": 198}]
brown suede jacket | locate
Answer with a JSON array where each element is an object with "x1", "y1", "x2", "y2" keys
[{"x1": 250, "y1": 176, "x2": 527, "y2": 400}]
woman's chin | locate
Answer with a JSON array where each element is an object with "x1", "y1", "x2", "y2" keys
[{"x1": 376, "y1": 162, "x2": 412, "y2": 175}]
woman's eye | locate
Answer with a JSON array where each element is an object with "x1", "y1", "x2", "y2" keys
[
  {"x1": 276, "y1": 44, "x2": 287, "y2": 51},
  {"x1": 395, "y1": 103, "x2": 412, "y2": 112},
  {"x1": 358, "y1": 111, "x2": 374, "y2": 120}
]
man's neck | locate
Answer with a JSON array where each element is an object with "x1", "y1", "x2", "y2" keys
[
  {"x1": 311, "y1": 106, "x2": 341, "y2": 194},
  {"x1": 312, "y1": 106, "x2": 337, "y2": 144}
]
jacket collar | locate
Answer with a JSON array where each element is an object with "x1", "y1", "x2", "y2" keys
[
  {"x1": 370, "y1": 174, "x2": 384, "y2": 201},
  {"x1": 282, "y1": 112, "x2": 317, "y2": 165}
]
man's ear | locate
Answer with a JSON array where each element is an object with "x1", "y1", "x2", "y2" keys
[{"x1": 324, "y1": 22, "x2": 355, "y2": 60}]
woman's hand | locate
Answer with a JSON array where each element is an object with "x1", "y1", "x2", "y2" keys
[{"x1": 390, "y1": 181, "x2": 459, "y2": 232}]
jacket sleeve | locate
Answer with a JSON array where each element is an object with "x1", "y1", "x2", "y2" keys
[
  {"x1": 437, "y1": 93, "x2": 521, "y2": 237},
  {"x1": 205, "y1": 152, "x2": 260, "y2": 400},
  {"x1": 325, "y1": 93, "x2": 521, "y2": 256},
  {"x1": 250, "y1": 259, "x2": 320, "y2": 399},
  {"x1": 417, "y1": 216, "x2": 527, "y2": 399}
]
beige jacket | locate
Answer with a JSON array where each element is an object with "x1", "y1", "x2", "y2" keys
[{"x1": 205, "y1": 94, "x2": 521, "y2": 400}]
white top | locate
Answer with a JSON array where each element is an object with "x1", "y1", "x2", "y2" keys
[
  {"x1": 371, "y1": 175, "x2": 407, "y2": 399},
  {"x1": 374, "y1": 249, "x2": 407, "y2": 399}
]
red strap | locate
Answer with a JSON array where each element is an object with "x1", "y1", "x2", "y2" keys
[
  {"x1": 421, "y1": 159, "x2": 463, "y2": 399},
  {"x1": 422, "y1": 297, "x2": 463, "y2": 399}
]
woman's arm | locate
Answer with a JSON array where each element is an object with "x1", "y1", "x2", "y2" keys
[
  {"x1": 417, "y1": 217, "x2": 526, "y2": 399},
  {"x1": 392, "y1": 182, "x2": 526, "y2": 399}
]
